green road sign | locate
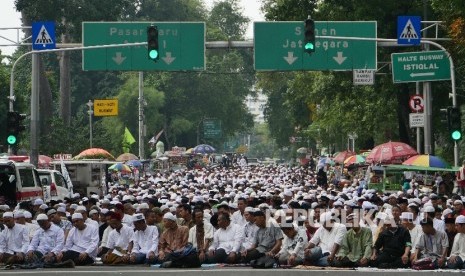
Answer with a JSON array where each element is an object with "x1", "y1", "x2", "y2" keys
[
  {"x1": 391, "y1": 50, "x2": 451, "y2": 83},
  {"x1": 82, "y1": 22, "x2": 205, "y2": 71},
  {"x1": 254, "y1": 21, "x2": 377, "y2": 71},
  {"x1": 203, "y1": 119, "x2": 222, "y2": 139}
]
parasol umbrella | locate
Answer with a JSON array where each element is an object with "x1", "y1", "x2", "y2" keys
[
  {"x1": 402, "y1": 154, "x2": 450, "y2": 169},
  {"x1": 333, "y1": 150, "x2": 356, "y2": 164},
  {"x1": 365, "y1": 141, "x2": 417, "y2": 164},
  {"x1": 126, "y1": 159, "x2": 142, "y2": 168},
  {"x1": 192, "y1": 144, "x2": 216, "y2": 154},
  {"x1": 25, "y1": 155, "x2": 53, "y2": 168},
  {"x1": 344, "y1": 155, "x2": 366, "y2": 166},
  {"x1": 74, "y1": 148, "x2": 115, "y2": 160},
  {"x1": 296, "y1": 147, "x2": 308, "y2": 154},
  {"x1": 116, "y1": 153, "x2": 138, "y2": 162},
  {"x1": 109, "y1": 163, "x2": 132, "y2": 173}
]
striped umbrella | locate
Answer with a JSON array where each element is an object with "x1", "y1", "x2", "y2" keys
[{"x1": 344, "y1": 155, "x2": 366, "y2": 166}]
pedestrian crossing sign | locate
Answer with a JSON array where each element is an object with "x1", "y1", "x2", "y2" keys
[
  {"x1": 397, "y1": 16, "x2": 421, "y2": 45},
  {"x1": 32, "y1": 21, "x2": 56, "y2": 50}
]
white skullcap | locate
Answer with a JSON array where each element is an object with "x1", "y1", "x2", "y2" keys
[
  {"x1": 400, "y1": 212, "x2": 414, "y2": 220},
  {"x1": 71, "y1": 213, "x2": 83, "y2": 220},
  {"x1": 244, "y1": 207, "x2": 254, "y2": 213},
  {"x1": 456, "y1": 215, "x2": 465, "y2": 224},
  {"x1": 14, "y1": 211, "x2": 25, "y2": 218},
  {"x1": 33, "y1": 198, "x2": 44, "y2": 206},
  {"x1": 36, "y1": 214, "x2": 48, "y2": 221},
  {"x1": 57, "y1": 207, "x2": 66, "y2": 213},
  {"x1": 138, "y1": 203, "x2": 149, "y2": 209},
  {"x1": 39, "y1": 204, "x2": 48, "y2": 210},
  {"x1": 24, "y1": 211, "x2": 32, "y2": 219},
  {"x1": 2, "y1": 212, "x2": 13, "y2": 218},
  {"x1": 89, "y1": 209, "x2": 99, "y2": 216},
  {"x1": 132, "y1": 214, "x2": 145, "y2": 222},
  {"x1": 76, "y1": 206, "x2": 87, "y2": 212},
  {"x1": 163, "y1": 212, "x2": 176, "y2": 221}
]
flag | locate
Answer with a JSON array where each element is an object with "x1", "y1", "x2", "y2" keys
[
  {"x1": 148, "y1": 129, "x2": 164, "y2": 149},
  {"x1": 60, "y1": 157, "x2": 73, "y2": 198},
  {"x1": 122, "y1": 127, "x2": 136, "y2": 153}
]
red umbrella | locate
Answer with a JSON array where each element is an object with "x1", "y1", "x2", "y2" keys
[
  {"x1": 333, "y1": 150, "x2": 356, "y2": 164},
  {"x1": 25, "y1": 155, "x2": 53, "y2": 168},
  {"x1": 366, "y1": 141, "x2": 418, "y2": 164}
]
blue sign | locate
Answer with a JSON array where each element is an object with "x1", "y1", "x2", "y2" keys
[
  {"x1": 397, "y1": 16, "x2": 421, "y2": 45},
  {"x1": 32, "y1": 21, "x2": 56, "y2": 50}
]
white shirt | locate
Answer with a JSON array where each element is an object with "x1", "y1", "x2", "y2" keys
[
  {"x1": 131, "y1": 225, "x2": 159, "y2": 257},
  {"x1": 85, "y1": 218, "x2": 99, "y2": 230},
  {"x1": 64, "y1": 224, "x2": 99, "y2": 259},
  {"x1": 231, "y1": 210, "x2": 246, "y2": 227},
  {"x1": 279, "y1": 228, "x2": 308, "y2": 259},
  {"x1": 449, "y1": 233, "x2": 465, "y2": 260},
  {"x1": 122, "y1": 214, "x2": 134, "y2": 228},
  {"x1": 28, "y1": 223, "x2": 64, "y2": 255},
  {"x1": 0, "y1": 224, "x2": 29, "y2": 254},
  {"x1": 100, "y1": 225, "x2": 114, "y2": 247},
  {"x1": 25, "y1": 222, "x2": 40, "y2": 241},
  {"x1": 241, "y1": 221, "x2": 259, "y2": 251},
  {"x1": 310, "y1": 223, "x2": 347, "y2": 254},
  {"x1": 107, "y1": 224, "x2": 134, "y2": 251},
  {"x1": 408, "y1": 225, "x2": 423, "y2": 253},
  {"x1": 433, "y1": 218, "x2": 445, "y2": 233},
  {"x1": 188, "y1": 222, "x2": 214, "y2": 250},
  {"x1": 209, "y1": 223, "x2": 243, "y2": 254}
]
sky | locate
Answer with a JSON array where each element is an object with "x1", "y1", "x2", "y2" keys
[{"x1": 0, "y1": 0, "x2": 265, "y2": 60}]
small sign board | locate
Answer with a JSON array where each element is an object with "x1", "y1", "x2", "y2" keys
[
  {"x1": 53, "y1": 154, "x2": 73, "y2": 160},
  {"x1": 353, "y1": 69, "x2": 375, "y2": 85},
  {"x1": 409, "y1": 95, "x2": 424, "y2": 112},
  {"x1": 94, "y1": 99, "x2": 118, "y2": 116},
  {"x1": 397, "y1": 16, "x2": 421, "y2": 45},
  {"x1": 409, "y1": 113, "x2": 424, "y2": 128},
  {"x1": 32, "y1": 21, "x2": 56, "y2": 50}
]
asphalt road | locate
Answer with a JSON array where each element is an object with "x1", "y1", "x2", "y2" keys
[{"x1": 0, "y1": 266, "x2": 463, "y2": 276}]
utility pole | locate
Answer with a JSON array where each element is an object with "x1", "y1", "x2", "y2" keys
[
  {"x1": 86, "y1": 100, "x2": 93, "y2": 148},
  {"x1": 138, "y1": 72, "x2": 145, "y2": 159}
]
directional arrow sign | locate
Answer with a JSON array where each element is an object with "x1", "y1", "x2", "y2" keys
[
  {"x1": 254, "y1": 21, "x2": 377, "y2": 71},
  {"x1": 82, "y1": 22, "x2": 205, "y2": 71},
  {"x1": 391, "y1": 50, "x2": 451, "y2": 83}
]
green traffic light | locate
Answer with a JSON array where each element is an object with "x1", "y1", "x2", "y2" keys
[
  {"x1": 7, "y1": 135, "x2": 17, "y2": 145},
  {"x1": 305, "y1": 43, "x2": 315, "y2": 51},
  {"x1": 452, "y1": 130, "x2": 462, "y2": 140},
  {"x1": 149, "y1": 49, "x2": 159, "y2": 60}
]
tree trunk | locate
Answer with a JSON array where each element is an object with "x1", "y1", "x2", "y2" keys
[{"x1": 59, "y1": 17, "x2": 71, "y2": 125}]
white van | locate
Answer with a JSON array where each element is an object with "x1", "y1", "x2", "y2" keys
[
  {"x1": 0, "y1": 160, "x2": 43, "y2": 207},
  {"x1": 37, "y1": 169, "x2": 72, "y2": 202}
]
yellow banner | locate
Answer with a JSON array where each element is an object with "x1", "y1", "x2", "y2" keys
[{"x1": 94, "y1": 99, "x2": 118, "y2": 116}]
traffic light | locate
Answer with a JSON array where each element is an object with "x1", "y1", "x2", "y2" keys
[
  {"x1": 6, "y1": 111, "x2": 26, "y2": 146},
  {"x1": 304, "y1": 19, "x2": 316, "y2": 54},
  {"x1": 147, "y1": 26, "x2": 159, "y2": 61},
  {"x1": 447, "y1": 107, "x2": 462, "y2": 141}
]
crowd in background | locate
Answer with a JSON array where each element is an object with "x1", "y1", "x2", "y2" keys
[{"x1": 0, "y1": 158, "x2": 465, "y2": 270}]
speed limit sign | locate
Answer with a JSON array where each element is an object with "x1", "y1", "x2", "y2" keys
[{"x1": 409, "y1": 95, "x2": 424, "y2": 112}]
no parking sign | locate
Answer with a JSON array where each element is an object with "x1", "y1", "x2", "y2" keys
[{"x1": 409, "y1": 95, "x2": 424, "y2": 112}]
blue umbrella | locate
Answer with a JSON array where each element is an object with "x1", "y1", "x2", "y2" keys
[
  {"x1": 126, "y1": 160, "x2": 142, "y2": 167},
  {"x1": 192, "y1": 144, "x2": 216, "y2": 154}
]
